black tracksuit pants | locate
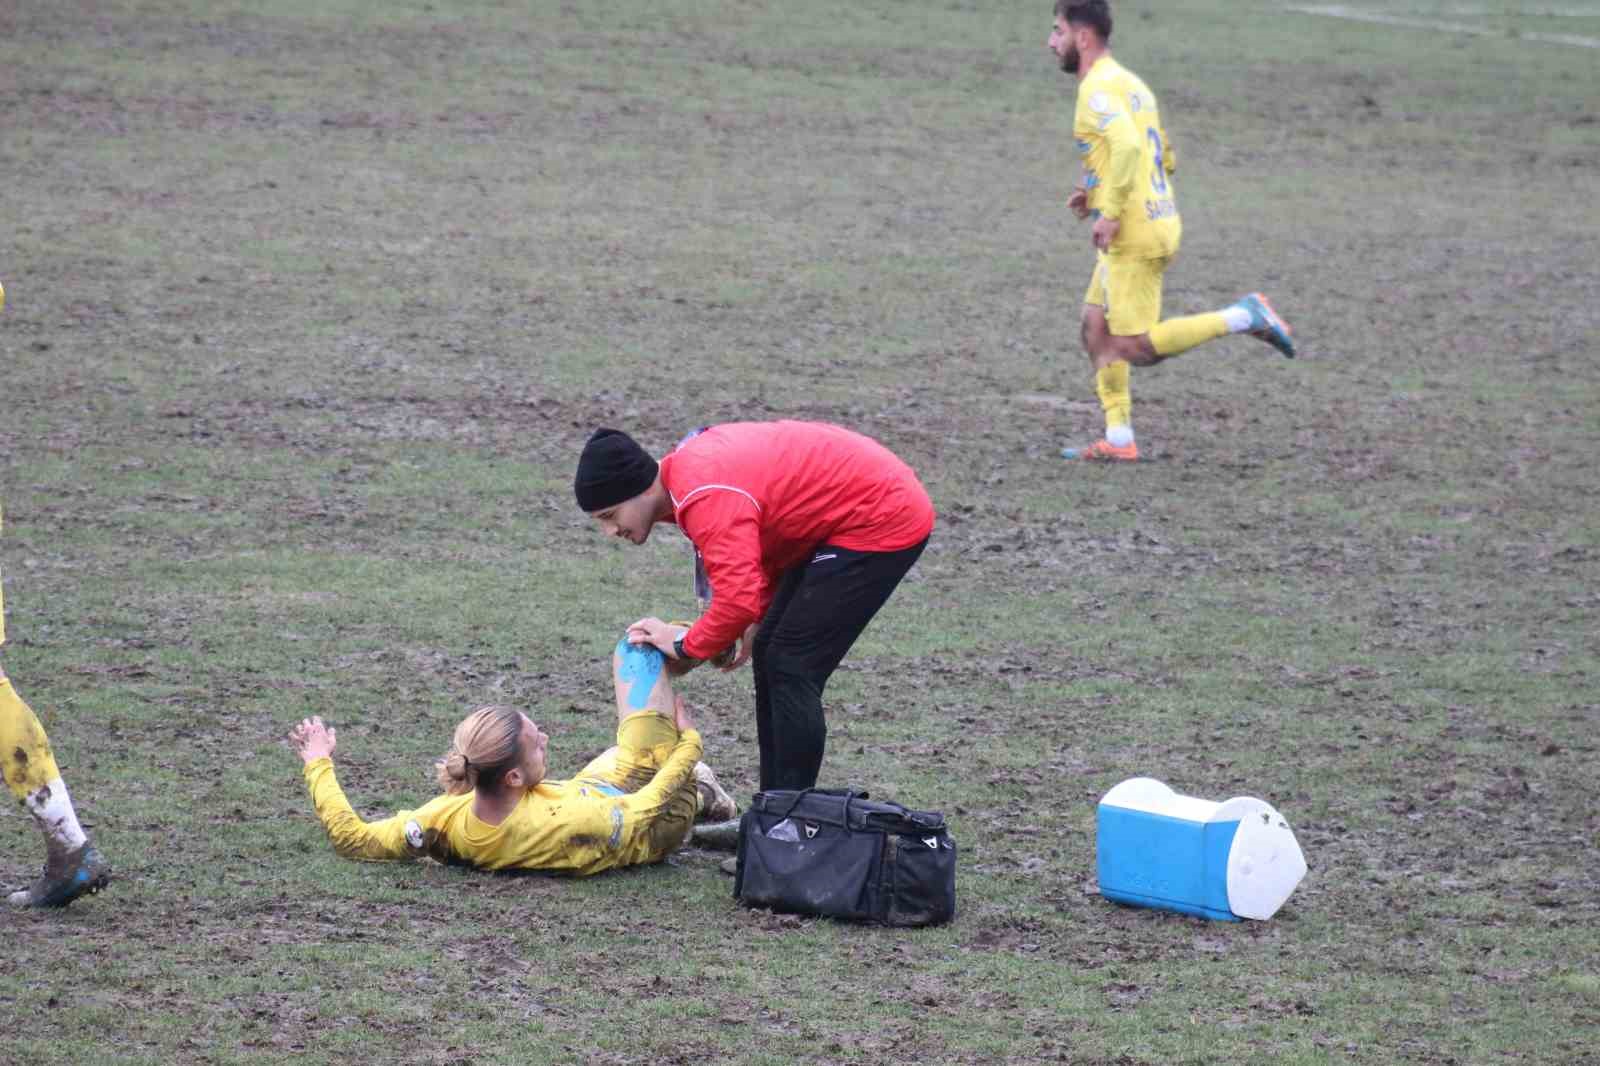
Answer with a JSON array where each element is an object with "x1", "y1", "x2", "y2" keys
[{"x1": 752, "y1": 538, "x2": 927, "y2": 792}]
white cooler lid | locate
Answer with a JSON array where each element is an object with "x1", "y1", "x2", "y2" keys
[{"x1": 1214, "y1": 797, "x2": 1308, "y2": 920}]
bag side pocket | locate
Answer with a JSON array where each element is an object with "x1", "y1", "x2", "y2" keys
[{"x1": 885, "y1": 831, "x2": 957, "y2": 927}]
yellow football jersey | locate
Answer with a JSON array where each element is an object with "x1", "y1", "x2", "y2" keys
[
  {"x1": 1074, "y1": 56, "x2": 1181, "y2": 260},
  {"x1": 302, "y1": 728, "x2": 703, "y2": 876}
]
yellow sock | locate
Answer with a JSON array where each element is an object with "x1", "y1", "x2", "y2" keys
[
  {"x1": 1149, "y1": 312, "x2": 1230, "y2": 357},
  {"x1": 0, "y1": 678, "x2": 62, "y2": 800},
  {"x1": 1095, "y1": 361, "x2": 1132, "y2": 438}
]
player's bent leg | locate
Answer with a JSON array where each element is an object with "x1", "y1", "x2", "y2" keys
[
  {"x1": 581, "y1": 639, "x2": 690, "y2": 797},
  {"x1": 1082, "y1": 310, "x2": 1160, "y2": 371},
  {"x1": 1, "y1": 678, "x2": 111, "y2": 908}
]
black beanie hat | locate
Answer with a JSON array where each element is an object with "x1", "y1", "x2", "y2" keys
[{"x1": 574, "y1": 428, "x2": 659, "y2": 512}]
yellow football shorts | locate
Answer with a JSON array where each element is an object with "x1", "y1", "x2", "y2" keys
[{"x1": 1084, "y1": 252, "x2": 1172, "y2": 337}]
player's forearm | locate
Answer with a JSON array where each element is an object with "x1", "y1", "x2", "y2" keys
[
  {"x1": 623, "y1": 730, "x2": 703, "y2": 814},
  {"x1": 303, "y1": 758, "x2": 410, "y2": 862}
]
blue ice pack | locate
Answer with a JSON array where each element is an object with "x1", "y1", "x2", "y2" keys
[{"x1": 1096, "y1": 778, "x2": 1307, "y2": 922}]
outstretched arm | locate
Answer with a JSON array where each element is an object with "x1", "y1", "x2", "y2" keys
[{"x1": 290, "y1": 716, "x2": 415, "y2": 862}]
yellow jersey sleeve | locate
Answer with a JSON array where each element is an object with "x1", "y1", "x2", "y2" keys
[{"x1": 303, "y1": 757, "x2": 425, "y2": 862}]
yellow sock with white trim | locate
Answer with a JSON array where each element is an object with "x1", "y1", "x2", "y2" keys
[
  {"x1": 1149, "y1": 312, "x2": 1230, "y2": 357},
  {"x1": 1095, "y1": 361, "x2": 1134, "y2": 446}
]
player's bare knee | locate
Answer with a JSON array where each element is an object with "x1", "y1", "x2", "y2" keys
[
  {"x1": 613, "y1": 634, "x2": 673, "y2": 718},
  {"x1": 1083, "y1": 311, "x2": 1124, "y2": 361},
  {"x1": 1121, "y1": 335, "x2": 1161, "y2": 366},
  {"x1": 1080, "y1": 309, "x2": 1107, "y2": 352}
]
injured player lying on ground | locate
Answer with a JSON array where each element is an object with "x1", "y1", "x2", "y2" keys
[{"x1": 288, "y1": 636, "x2": 737, "y2": 877}]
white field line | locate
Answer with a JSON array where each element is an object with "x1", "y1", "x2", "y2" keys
[
  {"x1": 1423, "y1": 6, "x2": 1600, "y2": 14},
  {"x1": 1286, "y1": 4, "x2": 1600, "y2": 47}
]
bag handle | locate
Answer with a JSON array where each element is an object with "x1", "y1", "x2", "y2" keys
[
  {"x1": 777, "y1": 787, "x2": 864, "y2": 821},
  {"x1": 766, "y1": 788, "x2": 942, "y2": 831},
  {"x1": 861, "y1": 801, "x2": 944, "y2": 831}
]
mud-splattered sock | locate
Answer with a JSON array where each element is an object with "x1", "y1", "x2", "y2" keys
[{"x1": 0, "y1": 678, "x2": 88, "y2": 856}]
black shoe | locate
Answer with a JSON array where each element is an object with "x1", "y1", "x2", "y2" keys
[{"x1": 8, "y1": 844, "x2": 112, "y2": 908}]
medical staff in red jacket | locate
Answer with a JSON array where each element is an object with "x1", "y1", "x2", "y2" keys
[{"x1": 575, "y1": 421, "x2": 934, "y2": 791}]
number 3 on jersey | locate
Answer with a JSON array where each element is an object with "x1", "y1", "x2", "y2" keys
[{"x1": 1146, "y1": 127, "x2": 1168, "y2": 194}]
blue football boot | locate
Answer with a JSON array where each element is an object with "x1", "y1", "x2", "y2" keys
[{"x1": 1234, "y1": 292, "x2": 1296, "y2": 358}]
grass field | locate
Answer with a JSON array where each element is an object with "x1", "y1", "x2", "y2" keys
[{"x1": 3, "y1": 0, "x2": 1598, "y2": 1063}]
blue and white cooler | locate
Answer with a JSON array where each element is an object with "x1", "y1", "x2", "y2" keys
[{"x1": 1096, "y1": 777, "x2": 1308, "y2": 921}]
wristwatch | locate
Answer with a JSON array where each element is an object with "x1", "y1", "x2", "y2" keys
[{"x1": 672, "y1": 635, "x2": 693, "y2": 661}]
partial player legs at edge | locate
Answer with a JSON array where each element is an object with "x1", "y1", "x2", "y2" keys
[
  {"x1": 0, "y1": 670, "x2": 112, "y2": 908},
  {"x1": 1, "y1": 499, "x2": 113, "y2": 909}
]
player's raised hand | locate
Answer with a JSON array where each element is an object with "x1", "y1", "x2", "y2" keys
[{"x1": 289, "y1": 716, "x2": 337, "y2": 764}]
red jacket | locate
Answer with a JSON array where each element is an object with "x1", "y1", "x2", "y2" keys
[{"x1": 660, "y1": 421, "x2": 935, "y2": 660}]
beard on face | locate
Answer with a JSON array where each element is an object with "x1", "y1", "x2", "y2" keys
[{"x1": 1059, "y1": 44, "x2": 1080, "y2": 74}]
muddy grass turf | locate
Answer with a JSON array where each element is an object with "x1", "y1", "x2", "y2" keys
[{"x1": 2, "y1": 0, "x2": 1598, "y2": 1063}]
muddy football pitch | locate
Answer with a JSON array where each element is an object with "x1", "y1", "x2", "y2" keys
[{"x1": 2, "y1": 1, "x2": 1597, "y2": 1063}]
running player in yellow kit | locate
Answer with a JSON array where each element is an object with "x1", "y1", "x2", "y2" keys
[{"x1": 1049, "y1": 1, "x2": 1297, "y2": 462}]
